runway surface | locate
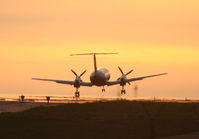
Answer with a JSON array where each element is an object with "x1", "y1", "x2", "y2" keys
[
  {"x1": 159, "y1": 131, "x2": 199, "y2": 139},
  {"x1": 1, "y1": 99, "x2": 199, "y2": 139},
  {"x1": 0, "y1": 101, "x2": 59, "y2": 113}
]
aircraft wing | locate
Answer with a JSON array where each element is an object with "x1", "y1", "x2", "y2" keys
[
  {"x1": 80, "y1": 82, "x2": 93, "y2": 87},
  {"x1": 32, "y1": 78, "x2": 92, "y2": 87},
  {"x1": 106, "y1": 73, "x2": 168, "y2": 86}
]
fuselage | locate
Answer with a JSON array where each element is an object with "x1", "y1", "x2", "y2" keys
[{"x1": 90, "y1": 68, "x2": 110, "y2": 86}]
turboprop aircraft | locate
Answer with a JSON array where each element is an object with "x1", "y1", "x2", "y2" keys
[{"x1": 32, "y1": 53, "x2": 167, "y2": 98}]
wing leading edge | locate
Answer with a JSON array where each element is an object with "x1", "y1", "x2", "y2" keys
[
  {"x1": 106, "y1": 73, "x2": 168, "y2": 86},
  {"x1": 32, "y1": 78, "x2": 92, "y2": 87},
  {"x1": 32, "y1": 73, "x2": 167, "y2": 87}
]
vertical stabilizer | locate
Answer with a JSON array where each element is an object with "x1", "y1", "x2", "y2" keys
[
  {"x1": 93, "y1": 53, "x2": 97, "y2": 72},
  {"x1": 70, "y1": 53, "x2": 118, "y2": 72}
]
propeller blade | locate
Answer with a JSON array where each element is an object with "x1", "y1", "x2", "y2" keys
[
  {"x1": 117, "y1": 77, "x2": 121, "y2": 80},
  {"x1": 71, "y1": 69, "x2": 78, "y2": 76},
  {"x1": 125, "y1": 69, "x2": 134, "y2": 76},
  {"x1": 118, "y1": 66, "x2": 124, "y2": 74},
  {"x1": 133, "y1": 84, "x2": 139, "y2": 97},
  {"x1": 80, "y1": 70, "x2": 87, "y2": 77}
]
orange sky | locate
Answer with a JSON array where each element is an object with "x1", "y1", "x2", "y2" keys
[{"x1": 0, "y1": 0, "x2": 199, "y2": 98}]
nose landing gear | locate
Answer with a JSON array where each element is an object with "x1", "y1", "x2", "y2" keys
[{"x1": 102, "y1": 86, "x2": 106, "y2": 92}]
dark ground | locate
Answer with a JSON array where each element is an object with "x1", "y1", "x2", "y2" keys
[{"x1": 1, "y1": 100, "x2": 199, "y2": 139}]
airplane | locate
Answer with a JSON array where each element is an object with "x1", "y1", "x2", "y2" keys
[{"x1": 32, "y1": 53, "x2": 168, "y2": 98}]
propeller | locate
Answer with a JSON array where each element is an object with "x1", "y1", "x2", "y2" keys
[
  {"x1": 117, "y1": 66, "x2": 134, "y2": 85},
  {"x1": 80, "y1": 70, "x2": 87, "y2": 77},
  {"x1": 70, "y1": 69, "x2": 87, "y2": 98},
  {"x1": 71, "y1": 69, "x2": 87, "y2": 89},
  {"x1": 133, "y1": 83, "x2": 139, "y2": 97},
  {"x1": 116, "y1": 85, "x2": 122, "y2": 98},
  {"x1": 71, "y1": 69, "x2": 87, "y2": 78}
]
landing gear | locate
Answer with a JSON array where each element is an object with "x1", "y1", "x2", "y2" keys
[
  {"x1": 121, "y1": 89, "x2": 126, "y2": 94},
  {"x1": 75, "y1": 88, "x2": 80, "y2": 98},
  {"x1": 102, "y1": 86, "x2": 106, "y2": 92},
  {"x1": 121, "y1": 86, "x2": 126, "y2": 94},
  {"x1": 75, "y1": 91, "x2": 80, "y2": 98}
]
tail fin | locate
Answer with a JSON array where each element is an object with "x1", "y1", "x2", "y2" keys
[{"x1": 70, "y1": 53, "x2": 118, "y2": 72}]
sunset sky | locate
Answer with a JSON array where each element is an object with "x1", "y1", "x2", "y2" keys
[{"x1": 0, "y1": 0, "x2": 199, "y2": 98}]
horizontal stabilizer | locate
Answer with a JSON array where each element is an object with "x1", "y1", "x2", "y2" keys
[{"x1": 70, "y1": 53, "x2": 118, "y2": 56}]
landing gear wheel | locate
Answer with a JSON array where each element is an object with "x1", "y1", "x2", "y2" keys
[
  {"x1": 75, "y1": 92, "x2": 80, "y2": 98},
  {"x1": 121, "y1": 90, "x2": 126, "y2": 94},
  {"x1": 102, "y1": 89, "x2": 106, "y2": 92}
]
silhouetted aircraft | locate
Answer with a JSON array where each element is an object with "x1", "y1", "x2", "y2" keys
[{"x1": 32, "y1": 53, "x2": 167, "y2": 98}]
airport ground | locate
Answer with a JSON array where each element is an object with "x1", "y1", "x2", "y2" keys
[{"x1": 1, "y1": 100, "x2": 199, "y2": 139}]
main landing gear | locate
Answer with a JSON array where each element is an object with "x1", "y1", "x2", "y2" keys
[
  {"x1": 102, "y1": 86, "x2": 106, "y2": 92},
  {"x1": 75, "y1": 88, "x2": 80, "y2": 98},
  {"x1": 121, "y1": 86, "x2": 126, "y2": 94},
  {"x1": 121, "y1": 89, "x2": 126, "y2": 94}
]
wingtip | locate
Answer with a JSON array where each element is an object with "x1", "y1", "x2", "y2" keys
[
  {"x1": 32, "y1": 78, "x2": 38, "y2": 80},
  {"x1": 160, "y1": 73, "x2": 168, "y2": 76}
]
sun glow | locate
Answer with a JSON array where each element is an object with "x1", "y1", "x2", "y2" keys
[{"x1": 0, "y1": 0, "x2": 199, "y2": 98}]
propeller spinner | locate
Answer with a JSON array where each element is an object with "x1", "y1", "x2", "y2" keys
[{"x1": 117, "y1": 66, "x2": 133, "y2": 85}]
